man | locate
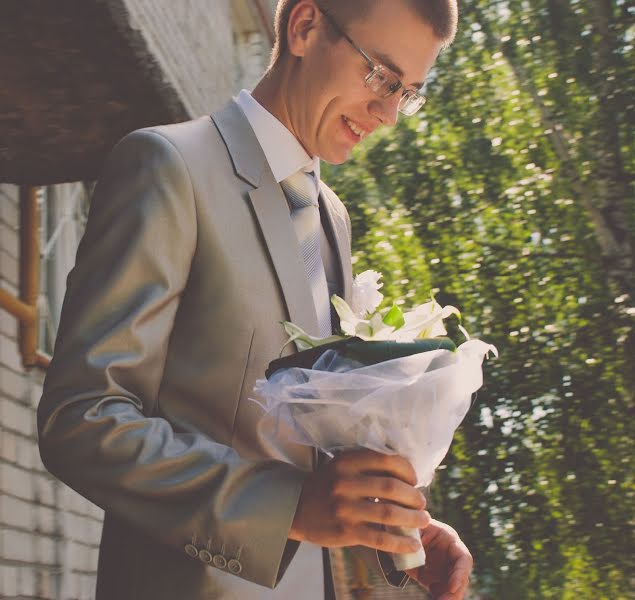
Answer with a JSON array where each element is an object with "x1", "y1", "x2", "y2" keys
[{"x1": 38, "y1": 1, "x2": 471, "y2": 598}]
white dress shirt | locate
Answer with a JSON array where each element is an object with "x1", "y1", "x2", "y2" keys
[
  {"x1": 235, "y1": 89, "x2": 321, "y2": 186},
  {"x1": 234, "y1": 89, "x2": 340, "y2": 311}
]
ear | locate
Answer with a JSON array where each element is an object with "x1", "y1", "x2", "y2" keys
[{"x1": 287, "y1": 1, "x2": 321, "y2": 58}]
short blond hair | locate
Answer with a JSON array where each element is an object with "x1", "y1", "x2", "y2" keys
[{"x1": 269, "y1": 0, "x2": 458, "y2": 68}]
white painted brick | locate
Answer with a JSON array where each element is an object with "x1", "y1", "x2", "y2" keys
[
  {"x1": 0, "y1": 183, "x2": 19, "y2": 206},
  {"x1": 33, "y1": 472, "x2": 56, "y2": 506},
  {"x1": 0, "y1": 335, "x2": 22, "y2": 374},
  {"x1": 0, "y1": 564, "x2": 19, "y2": 596},
  {"x1": 0, "y1": 250, "x2": 19, "y2": 287},
  {"x1": 0, "y1": 426, "x2": 18, "y2": 462},
  {"x1": 0, "y1": 333, "x2": 23, "y2": 373},
  {"x1": 29, "y1": 365, "x2": 45, "y2": 385},
  {"x1": 88, "y1": 544, "x2": 99, "y2": 569},
  {"x1": 0, "y1": 462, "x2": 34, "y2": 500},
  {"x1": 88, "y1": 501, "x2": 104, "y2": 521},
  {"x1": 0, "y1": 307, "x2": 18, "y2": 339},
  {"x1": 37, "y1": 568, "x2": 56, "y2": 600},
  {"x1": 16, "y1": 563, "x2": 37, "y2": 598},
  {"x1": 37, "y1": 534, "x2": 57, "y2": 565},
  {"x1": 0, "y1": 429, "x2": 39, "y2": 471},
  {"x1": 61, "y1": 484, "x2": 87, "y2": 514},
  {"x1": 69, "y1": 541, "x2": 99, "y2": 573},
  {"x1": 89, "y1": 517, "x2": 103, "y2": 545},
  {"x1": 68, "y1": 513, "x2": 99, "y2": 546},
  {"x1": 0, "y1": 528, "x2": 35, "y2": 562},
  {"x1": 0, "y1": 222, "x2": 20, "y2": 258},
  {"x1": 0, "y1": 396, "x2": 34, "y2": 437},
  {"x1": 0, "y1": 364, "x2": 27, "y2": 402},
  {"x1": 28, "y1": 376, "x2": 44, "y2": 410},
  {"x1": 19, "y1": 434, "x2": 38, "y2": 469},
  {"x1": 77, "y1": 492, "x2": 98, "y2": 520},
  {"x1": 0, "y1": 279, "x2": 19, "y2": 297},
  {"x1": 67, "y1": 540, "x2": 85, "y2": 571},
  {"x1": 36, "y1": 504, "x2": 58, "y2": 536},
  {"x1": 79, "y1": 573, "x2": 97, "y2": 600},
  {"x1": 0, "y1": 493, "x2": 33, "y2": 529},
  {"x1": 62, "y1": 571, "x2": 79, "y2": 600},
  {"x1": 32, "y1": 446, "x2": 47, "y2": 473}
]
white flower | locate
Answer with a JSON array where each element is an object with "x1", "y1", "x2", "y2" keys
[
  {"x1": 393, "y1": 299, "x2": 462, "y2": 342},
  {"x1": 281, "y1": 321, "x2": 345, "y2": 352},
  {"x1": 351, "y1": 270, "x2": 384, "y2": 317},
  {"x1": 282, "y1": 270, "x2": 472, "y2": 349}
]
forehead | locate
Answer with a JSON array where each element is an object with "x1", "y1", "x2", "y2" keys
[{"x1": 346, "y1": 0, "x2": 443, "y2": 87}]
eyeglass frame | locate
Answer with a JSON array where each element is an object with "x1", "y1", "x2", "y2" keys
[{"x1": 315, "y1": 4, "x2": 427, "y2": 116}]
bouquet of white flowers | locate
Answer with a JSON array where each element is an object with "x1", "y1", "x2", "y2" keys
[{"x1": 252, "y1": 271, "x2": 497, "y2": 570}]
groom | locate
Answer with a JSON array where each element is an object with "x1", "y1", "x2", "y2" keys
[{"x1": 38, "y1": 1, "x2": 472, "y2": 598}]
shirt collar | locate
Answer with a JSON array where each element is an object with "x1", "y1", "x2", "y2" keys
[{"x1": 234, "y1": 89, "x2": 321, "y2": 187}]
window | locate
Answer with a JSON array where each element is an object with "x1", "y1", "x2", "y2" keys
[{"x1": 38, "y1": 182, "x2": 92, "y2": 354}]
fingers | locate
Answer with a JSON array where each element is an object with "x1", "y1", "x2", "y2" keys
[
  {"x1": 333, "y1": 497, "x2": 431, "y2": 529},
  {"x1": 447, "y1": 540, "x2": 473, "y2": 594},
  {"x1": 418, "y1": 521, "x2": 473, "y2": 600},
  {"x1": 353, "y1": 524, "x2": 422, "y2": 554},
  {"x1": 334, "y1": 475, "x2": 426, "y2": 509},
  {"x1": 420, "y1": 519, "x2": 457, "y2": 546},
  {"x1": 333, "y1": 449, "x2": 418, "y2": 486},
  {"x1": 291, "y1": 450, "x2": 429, "y2": 551}
]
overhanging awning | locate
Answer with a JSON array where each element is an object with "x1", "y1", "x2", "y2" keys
[{"x1": 0, "y1": 0, "x2": 189, "y2": 185}]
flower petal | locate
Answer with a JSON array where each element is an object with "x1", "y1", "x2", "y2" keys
[
  {"x1": 351, "y1": 270, "x2": 384, "y2": 317},
  {"x1": 331, "y1": 295, "x2": 362, "y2": 336}
]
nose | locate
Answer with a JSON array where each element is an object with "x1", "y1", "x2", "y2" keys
[{"x1": 369, "y1": 92, "x2": 402, "y2": 127}]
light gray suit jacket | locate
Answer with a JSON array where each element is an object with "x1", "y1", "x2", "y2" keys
[{"x1": 37, "y1": 100, "x2": 353, "y2": 599}]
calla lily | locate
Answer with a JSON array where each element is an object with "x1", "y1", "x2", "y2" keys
[
  {"x1": 282, "y1": 271, "x2": 472, "y2": 350},
  {"x1": 281, "y1": 321, "x2": 345, "y2": 353},
  {"x1": 331, "y1": 295, "x2": 396, "y2": 341}
]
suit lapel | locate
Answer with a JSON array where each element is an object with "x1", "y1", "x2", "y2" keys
[
  {"x1": 211, "y1": 101, "x2": 319, "y2": 335},
  {"x1": 319, "y1": 185, "x2": 354, "y2": 305}
]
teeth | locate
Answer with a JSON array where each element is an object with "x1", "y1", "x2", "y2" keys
[{"x1": 344, "y1": 116, "x2": 366, "y2": 138}]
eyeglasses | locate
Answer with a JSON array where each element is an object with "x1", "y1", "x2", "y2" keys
[{"x1": 317, "y1": 5, "x2": 427, "y2": 116}]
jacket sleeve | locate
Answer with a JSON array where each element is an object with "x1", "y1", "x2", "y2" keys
[{"x1": 37, "y1": 129, "x2": 307, "y2": 589}]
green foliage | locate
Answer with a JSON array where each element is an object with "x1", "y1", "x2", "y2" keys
[{"x1": 323, "y1": 1, "x2": 634, "y2": 597}]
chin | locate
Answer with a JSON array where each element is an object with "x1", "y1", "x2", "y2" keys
[{"x1": 320, "y1": 146, "x2": 353, "y2": 166}]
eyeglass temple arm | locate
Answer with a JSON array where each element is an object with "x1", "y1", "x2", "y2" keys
[{"x1": 318, "y1": 6, "x2": 376, "y2": 70}]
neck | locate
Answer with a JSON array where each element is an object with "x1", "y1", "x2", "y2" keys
[{"x1": 252, "y1": 61, "x2": 312, "y2": 157}]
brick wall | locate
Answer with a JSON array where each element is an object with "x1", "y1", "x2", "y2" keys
[
  {"x1": 120, "y1": 0, "x2": 272, "y2": 117},
  {"x1": 0, "y1": 184, "x2": 104, "y2": 599},
  {"x1": 0, "y1": 3, "x2": 273, "y2": 598}
]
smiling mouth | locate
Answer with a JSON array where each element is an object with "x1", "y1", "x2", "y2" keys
[{"x1": 343, "y1": 116, "x2": 368, "y2": 139}]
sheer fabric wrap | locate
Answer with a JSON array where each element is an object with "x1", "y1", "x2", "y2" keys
[{"x1": 253, "y1": 339, "x2": 496, "y2": 488}]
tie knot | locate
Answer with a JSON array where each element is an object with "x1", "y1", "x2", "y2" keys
[{"x1": 281, "y1": 170, "x2": 319, "y2": 210}]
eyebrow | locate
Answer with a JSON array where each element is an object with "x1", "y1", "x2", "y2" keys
[{"x1": 371, "y1": 49, "x2": 425, "y2": 90}]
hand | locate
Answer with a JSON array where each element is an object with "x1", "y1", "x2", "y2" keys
[
  {"x1": 289, "y1": 449, "x2": 431, "y2": 554},
  {"x1": 406, "y1": 519, "x2": 473, "y2": 600}
]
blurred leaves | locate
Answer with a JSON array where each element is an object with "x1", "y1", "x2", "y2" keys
[{"x1": 324, "y1": 0, "x2": 634, "y2": 597}]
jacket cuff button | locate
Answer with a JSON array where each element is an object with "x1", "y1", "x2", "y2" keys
[
  {"x1": 184, "y1": 544, "x2": 199, "y2": 558},
  {"x1": 213, "y1": 554, "x2": 227, "y2": 569},
  {"x1": 228, "y1": 559, "x2": 242, "y2": 575}
]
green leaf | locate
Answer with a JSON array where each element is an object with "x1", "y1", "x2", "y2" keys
[{"x1": 382, "y1": 303, "x2": 405, "y2": 329}]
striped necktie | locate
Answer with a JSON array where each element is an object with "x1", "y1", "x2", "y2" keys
[{"x1": 280, "y1": 170, "x2": 332, "y2": 338}]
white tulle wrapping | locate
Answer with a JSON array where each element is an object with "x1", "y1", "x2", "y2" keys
[{"x1": 252, "y1": 339, "x2": 496, "y2": 570}]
